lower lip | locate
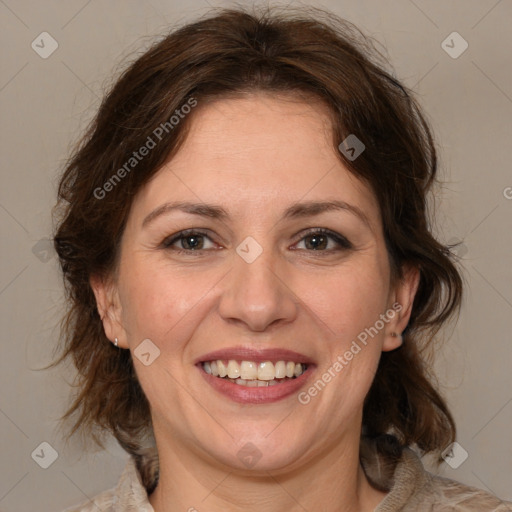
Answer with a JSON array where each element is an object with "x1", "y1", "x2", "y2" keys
[{"x1": 197, "y1": 364, "x2": 314, "y2": 404}]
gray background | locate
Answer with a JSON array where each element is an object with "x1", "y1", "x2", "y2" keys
[{"x1": 0, "y1": 0, "x2": 511, "y2": 510}]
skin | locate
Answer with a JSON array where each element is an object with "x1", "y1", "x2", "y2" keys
[{"x1": 91, "y1": 92, "x2": 420, "y2": 512}]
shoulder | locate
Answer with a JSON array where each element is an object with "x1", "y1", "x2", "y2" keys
[
  {"x1": 426, "y1": 475, "x2": 512, "y2": 511},
  {"x1": 361, "y1": 435, "x2": 512, "y2": 512},
  {"x1": 61, "y1": 487, "x2": 117, "y2": 512},
  {"x1": 59, "y1": 454, "x2": 154, "y2": 512},
  {"x1": 390, "y1": 447, "x2": 512, "y2": 511}
]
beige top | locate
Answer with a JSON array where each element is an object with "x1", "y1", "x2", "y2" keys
[{"x1": 63, "y1": 437, "x2": 512, "y2": 512}]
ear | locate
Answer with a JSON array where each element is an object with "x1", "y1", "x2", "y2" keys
[
  {"x1": 90, "y1": 273, "x2": 127, "y2": 348},
  {"x1": 382, "y1": 264, "x2": 420, "y2": 352}
]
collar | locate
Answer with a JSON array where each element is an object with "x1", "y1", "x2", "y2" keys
[
  {"x1": 113, "y1": 435, "x2": 427, "y2": 511},
  {"x1": 113, "y1": 455, "x2": 155, "y2": 512}
]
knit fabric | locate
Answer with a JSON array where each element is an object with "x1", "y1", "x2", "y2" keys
[{"x1": 62, "y1": 437, "x2": 512, "y2": 512}]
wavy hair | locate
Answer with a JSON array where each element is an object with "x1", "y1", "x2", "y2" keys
[{"x1": 52, "y1": 5, "x2": 463, "y2": 461}]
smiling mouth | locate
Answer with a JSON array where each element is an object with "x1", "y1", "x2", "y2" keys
[{"x1": 201, "y1": 360, "x2": 308, "y2": 387}]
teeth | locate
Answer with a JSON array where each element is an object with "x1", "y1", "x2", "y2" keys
[
  {"x1": 257, "y1": 361, "x2": 275, "y2": 381},
  {"x1": 217, "y1": 360, "x2": 228, "y2": 378},
  {"x1": 240, "y1": 361, "x2": 257, "y2": 380},
  {"x1": 224, "y1": 377, "x2": 290, "y2": 387},
  {"x1": 202, "y1": 360, "x2": 307, "y2": 381},
  {"x1": 274, "y1": 361, "x2": 286, "y2": 379},
  {"x1": 227, "y1": 360, "x2": 240, "y2": 379}
]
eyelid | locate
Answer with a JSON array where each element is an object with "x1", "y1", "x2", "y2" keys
[
  {"x1": 161, "y1": 227, "x2": 352, "y2": 253},
  {"x1": 291, "y1": 227, "x2": 353, "y2": 251},
  {"x1": 161, "y1": 228, "x2": 217, "y2": 250}
]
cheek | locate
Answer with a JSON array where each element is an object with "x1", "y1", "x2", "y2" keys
[
  {"x1": 118, "y1": 257, "x2": 215, "y2": 345},
  {"x1": 298, "y1": 259, "x2": 389, "y2": 341}
]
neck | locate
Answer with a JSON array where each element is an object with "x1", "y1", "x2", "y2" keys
[{"x1": 148, "y1": 425, "x2": 387, "y2": 512}]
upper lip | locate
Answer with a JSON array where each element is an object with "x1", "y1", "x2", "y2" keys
[{"x1": 195, "y1": 346, "x2": 315, "y2": 365}]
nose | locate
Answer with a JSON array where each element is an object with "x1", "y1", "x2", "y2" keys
[{"x1": 218, "y1": 247, "x2": 298, "y2": 332}]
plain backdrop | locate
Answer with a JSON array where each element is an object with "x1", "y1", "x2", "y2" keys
[{"x1": 0, "y1": 1, "x2": 511, "y2": 510}]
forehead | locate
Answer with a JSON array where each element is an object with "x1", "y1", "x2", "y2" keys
[
  {"x1": 174, "y1": 92, "x2": 337, "y2": 177},
  {"x1": 131, "y1": 92, "x2": 381, "y2": 230}
]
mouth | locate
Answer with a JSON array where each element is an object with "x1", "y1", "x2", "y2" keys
[
  {"x1": 201, "y1": 359, "x2": 308, "y2": 387},
  {"x1": 195, "y1": 347, "x2": 315, "y2": 404}
]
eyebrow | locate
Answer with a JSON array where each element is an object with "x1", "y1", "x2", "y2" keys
[{"x1": 142, "y1": 200, "x2": 371, "y2": 229}]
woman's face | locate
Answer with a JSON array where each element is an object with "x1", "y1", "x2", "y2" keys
[{"x1": 94, "y1": 92, "x2": 418, "y2": 472}]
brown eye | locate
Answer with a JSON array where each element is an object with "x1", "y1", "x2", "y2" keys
[
  {"x1": 295, "y1": 229, "x2": 352, "y2": 251},
  {"x1": 162, "y1": 230, "x2": 215, "y2": 252},
  {"x1": 178, "y1": 234, "x2": 205, "y2": 250},
  {"x1": 304, "y1": 233, "x2": 329, "y2": 250}
]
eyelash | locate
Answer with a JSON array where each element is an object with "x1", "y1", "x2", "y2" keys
[{"x1": 161, "y1": 228, "x2": 353, "y2": 254}]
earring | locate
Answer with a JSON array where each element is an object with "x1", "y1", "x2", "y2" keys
[
  {"x1": 114, "y1": 337, "x2": 119, "y2": 347},
  {"x1": 391, "y1": 332, "x2": 403, "y2": 341}
]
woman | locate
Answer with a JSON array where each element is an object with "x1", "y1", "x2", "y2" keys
[{"x1": 53, "y1": 6, "x2": 511, "y2": 511}]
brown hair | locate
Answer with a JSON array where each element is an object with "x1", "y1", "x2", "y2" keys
[{"x1": 52, "y1": 5, "x2": 463, "y2": 460}]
